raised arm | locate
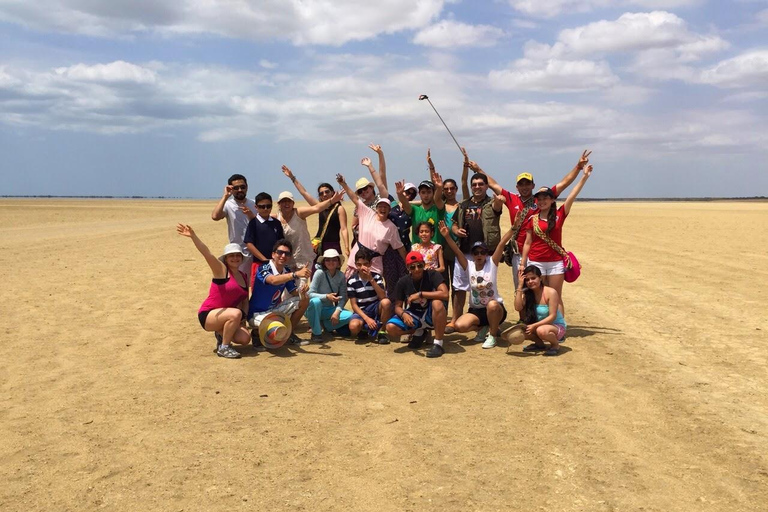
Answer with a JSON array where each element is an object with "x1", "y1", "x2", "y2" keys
[
  {"x1": 211, "y1": 184, "x2": 233, "y2": 221},
  {"x1": 439, "y1": 220, "x2": 467, "y2": 270},
  {"x1": 468, "y1": 160, "x2": 503, "y2": 196},
  {"x1": 369, "y1": 143, "x2": 387, "y2": 194},
  {"x1": 456, "y1": 147, "x2": 469, "y2": 200},
  {"x1": 492, "y1": 227, "x2": 515, "y2": 266},
  {"x1": 395, "y1": 180, "x2": 413, "y2": 215},
  {"x1": 282, "y1": 165, "x2": 318, "y2": 205},
  {"x1": 335, "y1": 173, "x2": 358, "y2": 204},
  {"x1": 362, "y1": 156, "x2": 388, "y2": 199},
  {"x1": 555, "y1": 150, "x2": 591, "y2": 195},
  {"x1": 297, "y1": 189, "x2": 345, "y2": 218},
  {"x1": 432, "y1": 169, "x2": 445, "y2": 210},
  {"x1": 563, "y1": 164, "x2": 592, "y2": 216},
  {"x1": 338, "y1": 206, "x2": 350, "y2": 256},
  {"x1": 177, "y1": 224, "x2": 226, "y2": 277}
]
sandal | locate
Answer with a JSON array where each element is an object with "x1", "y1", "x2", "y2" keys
[{"x1": 522, "y1": 343, "x2": 546, "y2": 352}]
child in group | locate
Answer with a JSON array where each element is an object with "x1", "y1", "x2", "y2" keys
[
  {"x1": 346, "y1": 248, "x2": 393, "y2": 344},
  {"x1": 410, "y1": 221, "x2": 445, "y2": 274}
]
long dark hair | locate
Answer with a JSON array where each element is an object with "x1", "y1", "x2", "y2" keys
[
  {"x1": 317, "y1": 182, "x2": 334, "y2": 194},
  {"x1": 545, "y1": 200, "x2": 557, "y2": 233},
  {"x1": 521, "y1": 265, "x2": 543, "y2": 325}
]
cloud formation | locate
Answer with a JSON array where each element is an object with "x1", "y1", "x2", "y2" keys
[{"x1": 413, "y1": 20, "x2": 505, "y2": 48}]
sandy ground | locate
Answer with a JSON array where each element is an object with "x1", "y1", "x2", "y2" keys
[{"x1": 1, "y1": 198, "x2": 766, "y2": 512}]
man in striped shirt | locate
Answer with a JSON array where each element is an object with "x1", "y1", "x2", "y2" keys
[{"x1": 346, "y1": 248, "x2": 392, "y2": 344}]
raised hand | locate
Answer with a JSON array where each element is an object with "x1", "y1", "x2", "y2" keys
[
  {"x1": 361, "y1": 157, "x2": 372, "y2": 167},
  {"x1": 584, "y1": 164, "x2": 593, "y2": 178},
  {"x1": 330, "y1": 189, "x2": 345, "y2": 203},
  {"x1": 438, "y1": 220, "x2": 449, "y2": 238},
  {"x1": 224, "y1": 185, "x2": 233, "y2": 197},
  {"x1": 368, "y1": 143, "x2": 382, "y2": 154},
  {"x1": 461, "y1": 147, "x2": 469, "y2": 165},
  {"x1": 467, "y1": 160, "x2": 480, "y2": 172},
  {"x1": 395, "y1": 180, "x2": 405, "y2": 196},
  {"x1": 176, "y1": 223, "x2": 194, "y2": 238},
  {"x1": 432, "y1": 171, "x2": 443, "y2": 189},
  {"x1": 336, "y1": 173, "x2": 346, "y2": 185},
  {"x1": 577, "y1": 150, "x2": 591, "y2": 169},
  {"x1": 427, "y1": 148, "x2": 435, "y2": 171},
  {"x1": 281, "y1": 165, "x2": 295, "y2": 180}
]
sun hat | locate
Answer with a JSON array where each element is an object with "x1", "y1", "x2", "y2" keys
[
  {"x1": 405, "y1": 251, "x2": 425, "y2": 265},
  {"x1": 219, "y1": 243, "x2": 245, "y2": 263},
  {"x1": 256, "y1": 311, "x2": 293, "y2": 349},
  {"x1": 317, "y1": 248, "x2": 343, "y2": 265},
  {"x1": 355, "y1": 177, "x2": 372, "y2": 191},
  {"x1": 277, "y1": 191, "x2": 294, "y2": 202},
  {"x1": 404, "y1": 182, "x2": 417, "y2": 192},
  {"x1": 374, "y1": 197, "x2": 391, "y2": 207},
  {"x1": 533, "y1": 186, "x2": 556, "y2": 199},
  {"x1": 516, "y1": 172, "x2": 534, "y2": 183},
  {"x1": 418, "y1": 180, "x2": 435, "y2": 190}
]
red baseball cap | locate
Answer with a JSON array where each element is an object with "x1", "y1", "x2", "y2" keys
[{"x1": 405, "y1": 251, "x2": 425, "y2": 265}]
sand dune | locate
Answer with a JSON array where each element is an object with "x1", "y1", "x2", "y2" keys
[{"x1": 1, "y1": 198, "x2": 766, "y2": 511}]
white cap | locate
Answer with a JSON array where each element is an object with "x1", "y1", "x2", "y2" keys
[
  {"x1": 404, "y1": 182, "x2": 417, "y2": 192},
  {"x1": 277, "y1": 191, "x2": 294, "y2": 202},
  {"x1": 374, "y1": 197, "x2": 391, "y2": 207}
]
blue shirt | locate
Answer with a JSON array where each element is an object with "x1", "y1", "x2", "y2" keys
[{"x1": 248, "y1": 261, "x2": 297, "y2": 315}]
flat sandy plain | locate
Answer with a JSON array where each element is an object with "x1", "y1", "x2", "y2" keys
[{"x1": 1, "y1": 198, "x2": 766, "y2": 512}]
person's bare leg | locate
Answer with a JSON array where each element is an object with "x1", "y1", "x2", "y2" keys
[{"x1": 487, "y1": 300, "x2": 503, "y2": 336}]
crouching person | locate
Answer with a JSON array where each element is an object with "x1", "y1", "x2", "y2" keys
[
  {"x1": 386, "y1": 251, "x2": 449, "y2": 358},
  {"x1": 249, "y1": 239, "x2": 311, "y2": 348},
  {"x1": 305, "y1": 248, "x2": 353, "y2": 342},
  {"x1": 347, "y1": 248, "x2": 392, "y2": 344}
]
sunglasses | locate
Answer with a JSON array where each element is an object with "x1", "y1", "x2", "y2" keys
[
  {"x1": 356, "y1": 185, "x2": 373, "y2": 194},
  {"x1": 257, "y1": 203, "x2": 273, "y2": 209},
  {"x1": 319, "y1": 190, "x2": 333, "y2": 196},
  {"x1": 407, "y1": 262, "x2": 425, "y2": 271},
  {"x1": 275, "y1": 249, "x2": 291, "y2": 257},
  {"x1": 471, "y1": 182, "x2": 486, "y2": 188},
  {"x1": 472, "y1": 250, "x2": 488, "y2": 256},
  {"x1": 231, "y1": 185, "x2": 247, "y2": 191}
]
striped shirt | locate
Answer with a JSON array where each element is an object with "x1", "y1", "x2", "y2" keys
[{"x1": 347, "y1": 272, "x2": 385, "y2": 307}]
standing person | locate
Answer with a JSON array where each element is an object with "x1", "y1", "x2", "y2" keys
[
  {"x1": 244, "y1": 193, "x2": 285, "y2": 281},
  {"x1": 347, "y1": 248, "x2": 392, "y2": 344},
  {"x1": 442, "y1": 176, "x2": 461, "y2": 327},
  {"x1": 275, "y1": 186, "x2": 345, "y2": 270},
  {"x1": 336, "y1": 173, "x2": 406, "y2": 293},
  {"x1": 439, "y1": 221, "x2": 515, "y2": 349},
  {"x1": 211, "y1": 174, "x2": 257, "y2": 280},
  {"x1": 470, "y1": 150, "x2": 591, "y2": 288},
  {"x1": 396, "y1": 149, "x2": 445, "y2": 246},
  {"x1": 305, "y1": 249, "x2": 354, "y2": 342},
  {"x1": 448, "y1": 173, "x2": 505, "y2": 333},
  {"x1": 520, "y1": 164, "x2": 593, "y2": 312},
  {"x1": 249, "y1": 239, "x2": 311, "y2": 347},
  {"x1": 410, "y1": 222, "x2": 444, "y2": 274},
  {"x1": 280, "y1": 166, "x2": 350, "y2": 259},
  {"x1": 176, "y1": 224, "x2": 250, "y2": 359},
  {"x1": 514, "y1": 265, "x2": 566, "y2": 356},
  {"x1": 386, "y1": 252, "x2": 449, "y2": 358}
]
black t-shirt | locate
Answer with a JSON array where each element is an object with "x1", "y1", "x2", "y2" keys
[{"x1": 394, "y1": 270, "x2": 444, "y2": 317}]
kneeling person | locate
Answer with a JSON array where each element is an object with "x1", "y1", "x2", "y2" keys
[
  {"x1": 347, "y1": 248, "x2": 392, "y2": 344},
  {"x1": 249, "y1": 239, "x2": 311, "y2": 347},
  {"x1": 386, "y1": 252, "x2": 449, "y2": 358}
]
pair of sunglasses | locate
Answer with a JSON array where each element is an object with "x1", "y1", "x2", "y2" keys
[{"x1": 407, "y1": 262, "x2": 425, "y2": 271}]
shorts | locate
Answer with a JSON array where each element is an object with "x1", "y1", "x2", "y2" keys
[
  {"x1": 351, "y1": 301, "x2": 383, "y2": 335},
  {"x1": 248, "y1": 296, "x2": 301, "y2": 328},
  {"x1": 387, "y1": 306, "x2": 434, "y2": 332},
  {"x1": 198, "y1": 310, "x2": 211, "y2": 329},
  {"x1": 467, "y1": 304, "x2": 507, "y2": 328},
  {"x1": 555, "y1": 323, "x2": 566, "y2": 341},
  {"x1": 528, "y1": 259, "x2": 565, "y2": 276},
  {"x1": 452, "y1": 255, "x2": 472, "y2": 292}
]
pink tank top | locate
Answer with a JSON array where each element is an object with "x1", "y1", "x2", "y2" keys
[{"x1": 198, "y1": 270, "x2": 249, "y2": 313}]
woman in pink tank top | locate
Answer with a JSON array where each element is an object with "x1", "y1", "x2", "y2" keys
[{"x1": 177, "y1": 224, "x2": 250, "y2": 359}]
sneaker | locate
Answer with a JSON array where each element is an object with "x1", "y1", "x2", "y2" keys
[
  {"x1": 376, "y1": 331, "x2": 390, "y2": 345},
  {"x1": 357, "y1": 331, "x2": 369, "y2": 341},
  {"x1": 473, "y1": 326, "x2": 489, "y2": 343},
  {"x1": 290, "y1": 333, "x2": 310, "y2": 346},
  {"x1": 310, "y1": 333, "x2": 324, "y2": 343},
  {"x1": 408, "y1": 329, "x2": 426, "y2": 349},
  {"x1": 216, "y1": 344, "x2": 241, "y2": 359},
  {"x1": 426, "y1": 344, "x2": 445, "y2": 358},
  {"x1": 482, "y1": 333, "x2": 497, "y2": 349}
]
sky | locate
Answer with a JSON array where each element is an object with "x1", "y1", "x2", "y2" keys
[{"x1": 0, "y1": 0, "x2": 766, "y2": 199}]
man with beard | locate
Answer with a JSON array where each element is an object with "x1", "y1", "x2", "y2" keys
[{"x1": 211, "y1": 174, "x2": 257, "y2": 279}]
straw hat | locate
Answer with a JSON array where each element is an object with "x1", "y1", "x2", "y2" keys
[
  {"x1": 317, "y1": 248, "x2": 343, "y2": 265},
  {"x1": 257, "y1": 312, "x2": 293, "y2": 349}
]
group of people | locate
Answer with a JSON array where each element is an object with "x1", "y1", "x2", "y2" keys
[{"x1": 179, "y1": 144, "x2": 594, "y2": 359}]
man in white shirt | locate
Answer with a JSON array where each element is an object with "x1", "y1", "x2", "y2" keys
[{"x1": 211, "y1": 174, "x2": 257, "y2": 279}]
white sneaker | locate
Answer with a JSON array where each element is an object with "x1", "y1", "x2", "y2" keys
[
  {"x1": 473, "y1": 326, "x2": 489, "y2": 342},
  {"x1": 482, "y1": 333, "x2": 497, "y2": 349}
]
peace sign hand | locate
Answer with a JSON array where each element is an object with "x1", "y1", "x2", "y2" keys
[{"x1": 577, "y1": 150, "x2": 592, "y2": 169}]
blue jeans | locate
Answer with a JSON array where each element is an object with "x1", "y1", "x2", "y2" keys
[{"x1": 305, "y1": 297, "x2": 353, "y2": 335}]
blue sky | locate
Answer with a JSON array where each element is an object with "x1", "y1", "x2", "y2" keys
[{"x1": 0, "y1": 0, "x2": 766, "y2": 198}]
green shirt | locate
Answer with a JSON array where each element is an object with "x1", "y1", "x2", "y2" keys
[{"x1": 410, "y1": 203, "x2": 445, "y2": 245}]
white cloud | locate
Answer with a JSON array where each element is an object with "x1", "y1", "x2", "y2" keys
[
  {"x1": 413, "y1": 20, "x2": 505, "y2": 48},
  {"x1": 54, "y1": 61, "x2": 157, "y2": 84},
  {"x1": 0, "y1": 0, "x2": 446, "y2": 46},
  {"x1": 489, "y1": 58, "x2": 619, "y2": 92},
  {"x1": 506, "y1": 0, "x2": 700, "y2": 18},
  {"x1": 699, "y1": 50, "x2": 768, "y2": 88},
  {"x1": 259, "y1": 59, "x2": 277, "y2": 70}
]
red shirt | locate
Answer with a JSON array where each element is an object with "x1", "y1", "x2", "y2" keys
[
  {"x1": 502, "y1": 185, "x2": 559, "y2": 252},
  {"x1": 524, "y1": 205, "x2": 568, "y2": 262}
]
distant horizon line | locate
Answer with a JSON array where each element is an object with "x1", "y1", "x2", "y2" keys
[{"x1": 2, "y1": 195, "x2": 767, "y2": 202}]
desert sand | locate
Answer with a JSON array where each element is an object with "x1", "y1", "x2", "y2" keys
[{"x1": 1, "y1": 198, "x2": 766, "y2": 511}]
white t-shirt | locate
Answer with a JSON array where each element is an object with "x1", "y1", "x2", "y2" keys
[
  {"x1": 468, "y1": 258, "x2": 502, "y2": 309},
  {"x1": 224, "y1": 196, "x2": 257, "y2": 256}
]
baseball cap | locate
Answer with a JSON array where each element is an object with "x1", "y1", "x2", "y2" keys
[
  {"x1": 405, "y1": 251, "x2": 425, "y2": 265},
  {"x1": 355, "y1": 177, "x2": 372, "y2": 191},
  {"x1": 533, "y1": 186, "x2": 556, "y2": 199},
  {"x1": 516, "y1": 172, "x2": 534, "y2": 183},
  {"x1": 403, "y1": 182, "x2": 417, "y2": 192},
  {"x1": 277, "y1": 191, "x2": 294, "y2": 202},
  {"x1": 471, "y1": 241, "x2": 489, "y2": 252},
  {"x1": 374, "y1": 197, "x2": 391, "y2": 207},
  {"x1": 418, "y1": 180, "x2": 435, "y2": 190}
]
